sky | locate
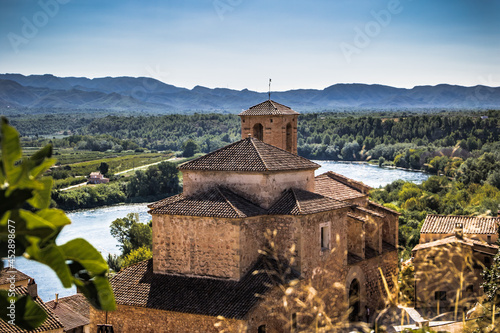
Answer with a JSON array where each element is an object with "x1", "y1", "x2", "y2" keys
[{"x1": 0, "y1": 0, "x2": 499, "y2": 92}]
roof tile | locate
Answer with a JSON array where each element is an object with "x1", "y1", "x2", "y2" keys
[
  {"x1": 420, "y1": 214, "x2": 500, "y2": 234},
  {"x1": 46, "y1": 294, "x2": 90, "y2": 331},
  {"x1": 268, "y1": 188, "x2": 350, "y2": 215},
  {"x1": 0, "y1": 287, "x2": 64, "y2": 333},
  {"x1": 149, "y1": 187, "x2": 267, "y2": 218},
  {"x1": 238, "y1": 100, "x2": 299, "y2": 116},
  {"x1": 315, "y1": 172, "x2": 369, "y2": 202},
  {"x1": 178, "y1": 137, "x2": 319, "y2": 172},
  {"x1": 110, "y1": 257, "x2": 299, "y2": 319}
]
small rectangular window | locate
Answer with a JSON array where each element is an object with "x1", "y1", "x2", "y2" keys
[
  {"x1": 435, "y1": 291, "x2": 446, "y2": 301},
  {"x1": 292, "y1": 313, "x2": 297, "y2": 331},
  {"x1": 320, "y1": 225, "x2": 329, "y2": 251},
  {"x1": 487, "y1": 235, "x2": 492, "y2": 243},
  {"x1": 427, "y1": 256, "x2": 435, "y2": 265},
  {"x1": 485, "y1": 257, "x2": 491, "y2": 265}
]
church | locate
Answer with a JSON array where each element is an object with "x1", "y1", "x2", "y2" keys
[{"x1": 90, "y1": 100, "x2": 399, "y2": 332}]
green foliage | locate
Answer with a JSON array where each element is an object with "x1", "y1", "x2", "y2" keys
[
  {"x1": 106, "y1": 254, "x2": 122, "y2": 273},
  {"x1": 182, "y1": 139, "x2": 199, "y2": 157},
  {"x1": 372, "y1": 174, "x2": 500, "y2": 257},
  {"x1": 52, "y1": 160, "x2": 181, "y2": 210},
  {"x1": 126, "y1": 161, "x2": 181, "y2": 198},
  {"x1": 99, "y1": 162, "x2": 109, "y2": 175},
  {"x1": 399, "y1": 262, "x2": 415, "y2": 305},
  {"x1": 0, "y1": 117, "x2": 115, "y2": 329},
  {"x1": 121, "y1": 246, "x2": 152, "y2": 268},
  {"x1": 482, "y1": 251, "x2": 500, "y2": 306},
  {"x1": 110, "y1": 213, "x2": 152, "y2": 256}
]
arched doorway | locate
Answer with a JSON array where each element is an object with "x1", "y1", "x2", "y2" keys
[
  {"x1": 348, "y1": 279, "x2": 361, "y2": 322},
  {"x1": 286, "y1": 122, "x2": 292, "y2": 153},
  {"x1": 253, "y1": 123, "x2": 263, "y2": 141}
]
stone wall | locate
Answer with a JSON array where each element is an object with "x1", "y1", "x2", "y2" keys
[
  {"x1": 89, "y1": 305, "x2": 243, "y2": 333},
  {"x1": 298, "y1": 209, "x2": 348, "y2": 278},
  {"x1": 182, "y1": 169, "x2": 316, "y2": 209},
  {"x1": 152, "y1": 214, "x2": 242, "y2": 279},
  {"x1": 414, "y1": 243, "x2": 483, "y2": 309},
  {"x1": 368, "y1": 202, "x2": 399, "y2": 248},
  {"x1": 347, "y1": 216, "x2": 364, "y2": 259},
  {"x1": 420, "y1": 233, "x2": 498, "y2": 244}
]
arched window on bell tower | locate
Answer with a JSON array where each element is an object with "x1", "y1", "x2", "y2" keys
[
  {"x1": 286, "y1": 122, "x2": 292, "y2": 153},
  {"x1": 253, "y1": 123, "x2": 263, "y2": 141}
]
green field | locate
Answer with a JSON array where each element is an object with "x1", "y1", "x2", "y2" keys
[{"x1": 60, "y1": 152, "x2": 174, "y2": 176}]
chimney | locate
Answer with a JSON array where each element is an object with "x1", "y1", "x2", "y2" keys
[
  {"x1": 55, "y1": 293, "x2": 59, "y2": 303},
  {"x1": 27, "y1": 278, "x2": 37, "y2": 298},
  {"x1": 454, "y1": 222, "x2": 464, "y2": 239}
]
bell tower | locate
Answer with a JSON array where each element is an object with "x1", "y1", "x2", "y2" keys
[{"x1": 238, "y1": 100, "x2": 299, "y2": 154}]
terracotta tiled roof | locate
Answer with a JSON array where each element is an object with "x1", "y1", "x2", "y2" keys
[
  {"x1": 314, "y1": 172, "x2": 369, "y2": 202},
  {"x1": 179, "y1": 137, "x2": 319, "y2": 172},
  {"x1": 420, "y1": 214, "x2": 500, "y2": 234},
  {"x1": 46, "y1": 294, "x2": 89, "y2": 331},
  {"x1": 268, "y1": 188, "x2": 350, "y2": 215},
  {"x1": 110, "y1": 257, "x2": 299, "y2": 319},
  {"x1": 149, "y1": 187, "x2": 266, "y2": 218},
  {"x1": 0, "y1": 287, "x2": 64, "y2": 333},
  {"x1": 0, "y1": 268, "x2": 31, "y2": 285},
  {"x1": 412, "y1": 235, "x2": 499, "y2": 252},
  {"x1": 238, "y1": 100, "x2": 299, "y2": 116}
]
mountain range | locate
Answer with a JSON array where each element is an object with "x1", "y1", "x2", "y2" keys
[{"x1": 1, "y1": 74, "x2": 499, "y2": 114}]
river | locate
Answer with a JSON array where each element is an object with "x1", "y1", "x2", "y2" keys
[{"x1": 13, "y1": 161, "x2": 428, "y2": 302}]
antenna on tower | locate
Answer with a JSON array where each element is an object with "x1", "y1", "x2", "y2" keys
[{"x1": 268, "y1": 78, "x2": 272, "y2": 100}]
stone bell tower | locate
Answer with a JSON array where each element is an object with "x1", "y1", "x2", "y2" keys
[{"x1": 238, "y1": 100, "x2": 299, "y2": 154}]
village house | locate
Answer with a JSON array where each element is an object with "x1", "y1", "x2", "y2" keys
[
  {"x1": 90, "y1": 100, "x2": 400, "y2": 332},
  {"x1": 0, "y1": 268, "x2": 64, "y2": 333},
  {"x1": 87, "y1": 172, "x2": 109, "y2": 184},
  {"x1": 412, "y1": 214, "x2": 500, "y2": 311},
  {"x1": 46, "y1": 294, "x2": 91, "y2": 333}
]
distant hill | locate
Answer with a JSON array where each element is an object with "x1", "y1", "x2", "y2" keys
[{"x1": 1, "y1": 74, "x2": 499, "y2": 113}]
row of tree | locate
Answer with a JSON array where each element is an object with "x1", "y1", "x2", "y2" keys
[{"x1": 52, "y1": 161, "x2": 181, "y2": 210}]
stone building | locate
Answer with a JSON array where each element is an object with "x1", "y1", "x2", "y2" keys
[
  {"x1": 46, "y1": 294, "x2": 91, "y2": 333},
  {"x1": 412, "y1": 215, "x2": 500, "y2": 310},
  {"x1": 87, "y1": 172, "x2": 109, "y2": 184},
  {"x1": 0, "y1": 269, "x2": 64, "y2": 333},
  {"x1": 90, "y1": 100, "x2": 399, "y2": 332}
]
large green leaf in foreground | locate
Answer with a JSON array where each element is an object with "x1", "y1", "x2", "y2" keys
[{"x1": 0, "y1": 117, "x2": 116, "y2": 330}]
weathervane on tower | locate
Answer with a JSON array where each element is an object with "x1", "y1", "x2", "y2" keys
[{"x1": 268, "y1": 78, "x2": 271, "y2": 100}]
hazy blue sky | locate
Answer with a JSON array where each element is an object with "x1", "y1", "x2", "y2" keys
[{"x1": 1, "y1": 0, "x2": 499, "y2": 91}]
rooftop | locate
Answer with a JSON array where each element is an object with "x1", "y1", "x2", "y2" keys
[
  {"x1": 148, "y1": 187, "x2": 267, "y2": 218},
  {"x1": 420, "y1": 214, "x2": 500, "y2": 234},
  {"x1": 315, "y1": 171, "x2": 371, "y2": 201},
  {"x1": 178, "y1": 137, "x2": 319, "y2": 172},
  {"x1": 238, "y1": 100, "x2": 299, "y2": 116},
  {"x1": 110, "y1": 257, "x2": 299, "y2": 319},
  {"x1": 268, "y1": 188, "x2": 350, "y2": 215},
  {"x1": 0, "y1": 267, "x2": 31, "y2": 285},
  {"x1": 46, "y1": 294, "x2": 90, "y2": 331},
  {"x1": 412, "y1": 235, "x2": 499, "y2": 252},
  {"x1": 0, "y1": 286, "x2": 64, "y2": 333}
]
